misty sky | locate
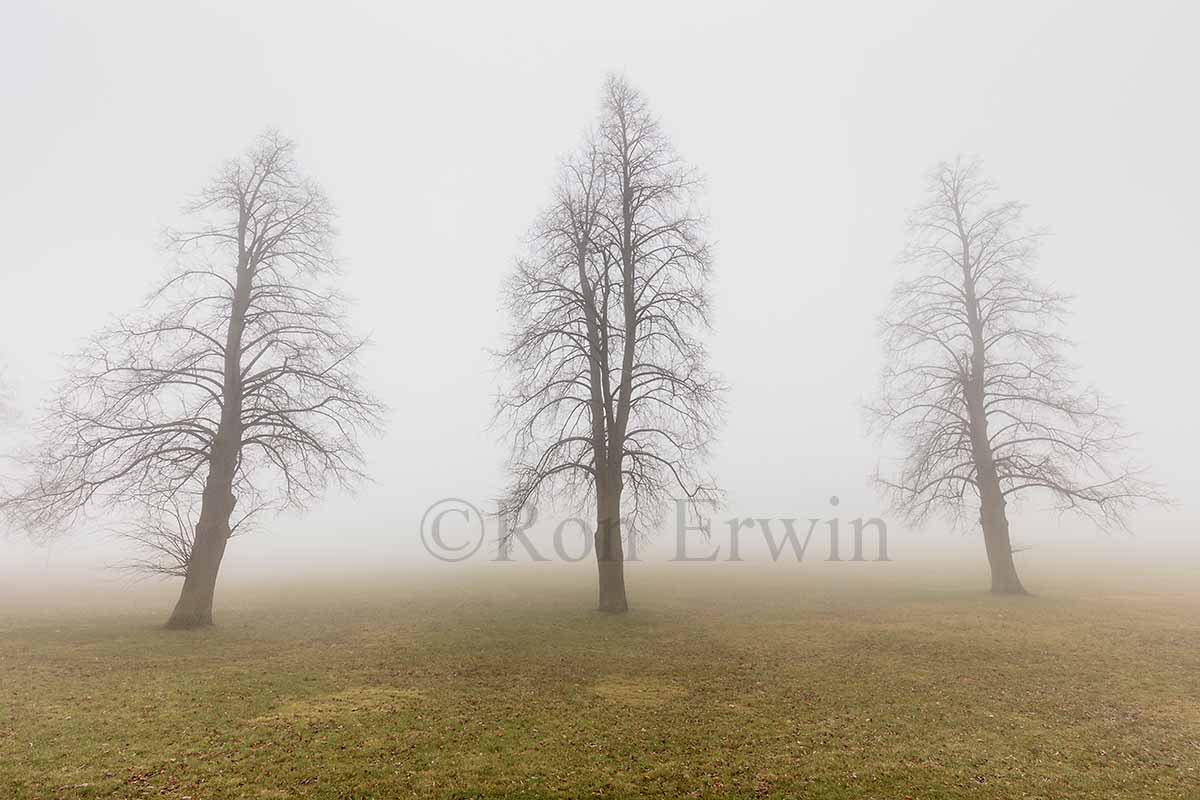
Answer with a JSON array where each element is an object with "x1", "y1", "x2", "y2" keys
[{"x1": 2, "y1": 0, "x2": 1197, "y2": 576}]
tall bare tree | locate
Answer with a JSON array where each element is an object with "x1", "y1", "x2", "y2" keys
[
  {"x1": 871, "y1": 159, "x2": 1159, "y2": 593},
  {"x1": 497, "y1": 76, "x2": 722, "y2": 612},
  {"x1": 3, "y1": 132, "x2": 382, "y2": 627}
]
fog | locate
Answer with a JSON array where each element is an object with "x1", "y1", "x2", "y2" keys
[
  {"x1": 2, "y1": 0, "x2": 1197, "y2": 587},
  {"x1": 5, "y1": 7, "x2": 1200, "y2": 799}
]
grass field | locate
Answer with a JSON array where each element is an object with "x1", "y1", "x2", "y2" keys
[{"x1": 1, "y1": 562, "x2": 1198, "y2": 798}]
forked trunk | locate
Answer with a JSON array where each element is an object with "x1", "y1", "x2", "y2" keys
[{"x1": 594, "y1": 487, "x2": 628, "y2": 614}]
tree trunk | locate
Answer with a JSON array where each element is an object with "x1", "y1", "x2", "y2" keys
[
  {"x1": 594, "y1": 486, "x2": 628, "y2": 614},
  {"x1": 979, "y1": 479, "x2": 1026, "y2": 595},
  {"x1": 969, "y1": 401, "x2": 1028, "y2": 595},
  {"x1": 164, "y1": 512, "x2": 229, "y2": 629},
  {"x1": 165, "y1": 435, "x2": 239, "y2": 628},
  {"x1": 165, "y1": 242, "x2": 251, "y2": 629},
  {"x1": 965, "y1": 373, "x2": 1026, "y2": 594},
  {"x1": 957, "y1": 231, "x2": 1028, "y2": 597}
]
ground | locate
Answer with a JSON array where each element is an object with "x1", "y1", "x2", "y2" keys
[{"x1": 1, "y1": 562, "x2": 1198, "y2": 798}]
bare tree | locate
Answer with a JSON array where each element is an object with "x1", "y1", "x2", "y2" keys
[
  {"x1": 3, "y1": 132, "x2": 383, "y2": 627},
  {"x1": 870, "y1": 159, "x2": 1160, "y2": 594},
  {"x1": 496, "y1": 76, "x2": 722, "y2": 613}
]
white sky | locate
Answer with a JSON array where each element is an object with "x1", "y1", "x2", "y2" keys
[{"x1": 1, "y1": 0, "x2": 1197, "y2": 578}]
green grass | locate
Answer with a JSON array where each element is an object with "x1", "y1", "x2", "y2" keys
[{"x1": 1, "y1": 564, "x2": 1198, "y2": 798}]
